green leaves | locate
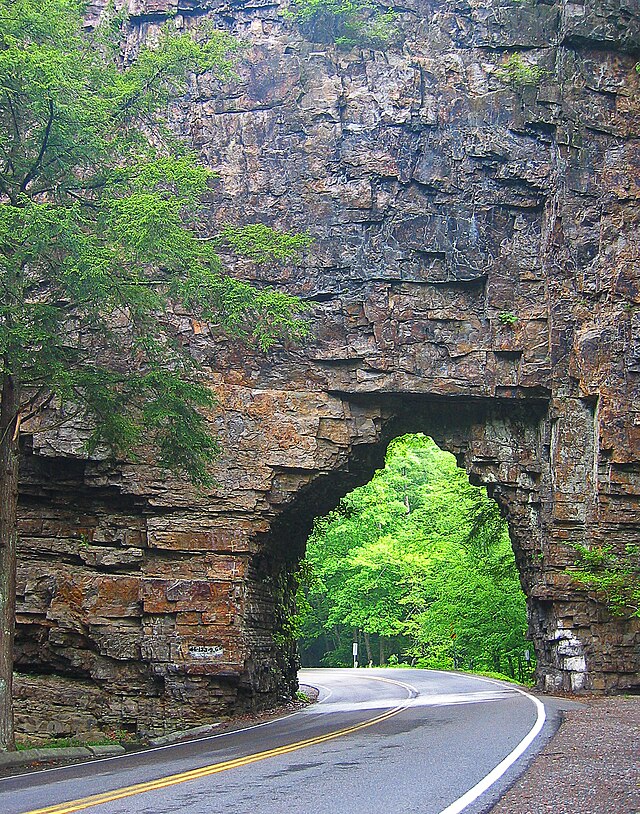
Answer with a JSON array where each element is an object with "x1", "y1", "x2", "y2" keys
[
  {"x1": 0, "y1": 0, "x2": 309, "y2": 485},
  {"x1": 0, "y1": 2, "x2": 239, "y2": 202},
  {"x1": 495, "y1": 53, "x2": 549, "y2": 88},
  {"x1": 286, "y1": 0, "x2": 400, "y2": 50},
  {"x1": 298, "y1": 435, "x2": 532, "y2": 678},
  {"x1": 570, "y1": 544, "x2": 640, "y2": 618},
  {"x1": 219, "y1": 224, "x2": 313, "y2": 264}
]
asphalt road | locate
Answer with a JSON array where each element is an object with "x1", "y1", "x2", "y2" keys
[{"x1": 0, "y1": 668, "x2": 555, "y2": 814}]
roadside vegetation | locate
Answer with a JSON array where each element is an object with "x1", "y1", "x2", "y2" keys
[
  {"x1": 297, "y1": 435, "x2": 535, "y2": 684},
  {"x1": 15, "y1": 730, "x2": 137, "y2": 751}
]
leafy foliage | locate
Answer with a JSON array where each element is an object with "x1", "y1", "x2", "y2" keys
[
  {"x1": 0, "y1": 0, "x2": 309, "y2": 484},
  {"x1": 219, "y1": 224, "x2": 313, "y2": 265},
  {"x1": 297, "y1": 435, "x2": 534, "y2": 681},
  {"x1": 498, "y1": 311, "x2": 518, "y2": 327},
  {"x1": 570, "y1": 544, "x2": 640, "y2": 618},
  {"x1": 286, "y1": 0, "x2": 400, "y2": 49},
  {"x1": 495, "y1": 53, "x2": 548, "y2": 87}
]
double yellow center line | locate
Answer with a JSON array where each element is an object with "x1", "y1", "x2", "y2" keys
[{"x1": 24, "y1": 685, "x2": 414, "y2": 814}]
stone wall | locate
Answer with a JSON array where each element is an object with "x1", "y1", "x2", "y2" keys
[{"x1": 14, "y1": 0, "x2": 640, "y2": 737}]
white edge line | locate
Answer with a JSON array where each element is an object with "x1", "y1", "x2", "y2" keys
[
  {"x1": 310, "y1": 683, "x2": 333, "y2": 704},
  {"x1": 1, "y1": 672, "x2": 413, "y2": 783},
  {"x1": 433, "y1": 672, "x2": 546, "y2": 814},
  {"x1": 1, "y1": 704, "x2": 308, "y2": 782},
  {"x1": 358, "y1": 674, "x2": 420, "y2": 699}
]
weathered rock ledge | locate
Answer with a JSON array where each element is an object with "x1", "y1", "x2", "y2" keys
[{"x1": 14, "y1": 0, "x2": 640, "y2": 737}]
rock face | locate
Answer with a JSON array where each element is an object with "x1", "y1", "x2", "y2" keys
[{"x1": 14, "y1": 0, "x2": 640, "y2": 737}]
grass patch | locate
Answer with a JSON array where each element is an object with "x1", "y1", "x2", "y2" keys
[
  {"x1": 456, "y1": 669, "x2": 534, "y2": 686},
  {"x1": 16, "y1": 730, "x2": 138, "y2": 751},
  {"x1": 496, "y1": 53, "x2": 548, "y2": 87}
]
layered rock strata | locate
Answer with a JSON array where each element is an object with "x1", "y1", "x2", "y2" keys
[{"x1": 14, "y1": 0, "x2": 640, "y2": 737}]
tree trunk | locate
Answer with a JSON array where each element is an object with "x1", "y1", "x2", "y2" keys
[
  {"x1": 379, "y1": 635, "x2": 385, "y2": 666},
  {"x1": 506, "y1": 654, "x2": 515, "y2": 679},
  {"x1": 363, "y1": 631, "x2": 373, "y2": 666},
  {"x1": 0, "y1": 372, "x2": 19, "y2": 752}
]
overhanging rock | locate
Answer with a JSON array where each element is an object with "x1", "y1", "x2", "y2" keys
[{"x1": 14, "y1": 0, "x2": 640, "y2": 737}]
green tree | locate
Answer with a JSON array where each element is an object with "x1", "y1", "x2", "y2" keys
[
  {"x1": 298, "y1": 435, "x2": 532, "y2": 679},
  {"x1": 0, "y1": 0, "x2": 309, "y2": 751}
]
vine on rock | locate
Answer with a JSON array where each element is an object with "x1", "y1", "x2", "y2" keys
[
  {"x1": 569, "y1": 545, "x2": 640, "y2": 618},
  {"x1": 286, "y1": 0, "x2": 401, "y2": 49}
]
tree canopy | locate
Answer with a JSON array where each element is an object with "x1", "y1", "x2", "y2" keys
[
  {"x1": 0, "y1": 0, "x2": 309, "y2": 483},
  {"x1": 0, "y1": 0, "x2": 310, "y2": 751},
  {"x1": 297, "y1": 435, "x2": 533, "y2": 681}
]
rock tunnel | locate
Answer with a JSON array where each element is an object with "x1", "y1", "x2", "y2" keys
[{"x1": 13, "y1": 0, "x2": 640, "y2": 738}]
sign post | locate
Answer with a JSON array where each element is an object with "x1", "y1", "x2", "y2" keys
[{"x1": 352, "y1": 641, "x2": 358, "y2": 669}]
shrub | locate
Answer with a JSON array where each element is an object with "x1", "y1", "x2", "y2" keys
[
  {"x1": 570, "y1": 544, "x2": 640, "y2": 618},
  {"x1": 496, "y1": 53, "x2": 548, "y2": 87},
  {"x1": 287, "y1": 0, "x2": 400, "y2": 49},
  {"x1": 498, "y1": 311, "x2": 519, "y2": 327}
]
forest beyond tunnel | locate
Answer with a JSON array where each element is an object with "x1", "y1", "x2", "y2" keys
[{"x1": 296, "y1": 435, "x2": 535, "y2": 685}]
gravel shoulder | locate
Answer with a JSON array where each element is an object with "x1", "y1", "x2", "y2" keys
[{"x1": 489, "y1": 695, "x2": 640, "y2": 814}]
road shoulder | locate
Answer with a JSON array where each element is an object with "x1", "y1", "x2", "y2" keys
[
  {"x1": 0, "y1": 692, "x2": 316, "y2": 779},
  {"x1": 488, "y1": 696, "x2": 640, "y2": 814}
]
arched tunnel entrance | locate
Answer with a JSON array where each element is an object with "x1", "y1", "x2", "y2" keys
[
  {"x1": 251, "y1": 394, "x2": 639, "y2": 708},
  {"x1": 296, "y1": 433, "x2": 534, "y2": 685},
  {"x1": 13, "y1": 393, "x2": 640, "y2": 741}
]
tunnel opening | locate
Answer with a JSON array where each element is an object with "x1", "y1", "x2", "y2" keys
[
  {"x1": 295, "y1": 433, "x2": 535, "y2": 685},
  {"x1": 253, "y1": 395, "x2": 555, "y2": 699},
  {"x1": 13, "y1": 391, "x2": 638, "y2": 740}
]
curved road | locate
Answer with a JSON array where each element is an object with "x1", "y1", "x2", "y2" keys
[{"x1": 0, "y1": 669, "x2": 552, "y2": 814}]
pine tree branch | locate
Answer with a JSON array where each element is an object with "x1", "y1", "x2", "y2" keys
[
  {"x1": 20, "y1": 98, "x2": 55, "y2": 193},
  {"x1": 19, "y1": 391, "x2": 54, "y2": 424},
  {"x1": 66, "y1": 189, "x2": 99, "y2": 209},
  {"x1": 0, "y1": 174, "x2": 16, "y2": 204},
  {"x1": 5, "y1": 92, "x2": 21, "y2": 146},
  {"x1": 25, "y1": 405, "x2": 85, "y2": 434}
]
